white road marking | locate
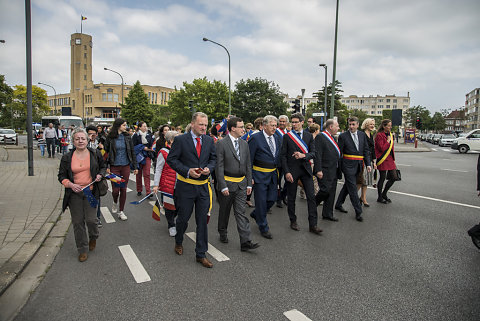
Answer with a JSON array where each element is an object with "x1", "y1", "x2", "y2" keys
[
  {"x1": 185, "y1": 232, "x2": 230, "y2": 262},
  {"x1": 431, "y1": 148, "x2": 438, "y2": 151},
  {"x1": 108, "y1": 185, "x2": 132, "y2": 193},
  {"x1": 396, "y1": 163, "x2": 412, "y2": 167},
  {"x1": 442, "y1": 149, "x2": 451, "y2": 152},
  {"x1": 442, "y1": 169, "x2": 469, "y2": 173},
  {"x1": 100, "y1": 207, "x2": 116, "y2": 223},
  {"x1": 118, "y1": 245, "x2": 151, "y2": 283},
  {"x1": 283, "y1": 309, "x2": 312, "y2": 321},
  {"x1": 150, "y1": 168, "x2": 154, "y2": 175}
]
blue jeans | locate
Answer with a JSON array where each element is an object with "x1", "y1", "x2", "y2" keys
[{"x1": 39, "y1": 145, "x2": 45, "y2": 156}]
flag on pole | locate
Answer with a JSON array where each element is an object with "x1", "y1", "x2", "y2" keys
[
  {"x1": 152, "y1": 195, "x2": 161, "y2": 221},
  {"x1": 105, "y1": 173, "x2": 126, "y2": 188},
  {"x1": 81, "y1": 15, "x2": 87, "y2": 20},
  {"x1": 130, "y1": 193, "x2": 153, "y2": 205},
  {"x1": 83, "y1": 186, "x2": 98, "y2": 208},
  {"x1": 161, "y1": 192, "x2": 175, "y2": 210}
]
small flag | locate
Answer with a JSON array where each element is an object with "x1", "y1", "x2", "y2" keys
[
  {"x1": 241, "y1": 129, "x2": 253, "y2": 141},
  {"x1": 81, "y1": 15, "x2": 87, "y2": 20},
  {"x1": 105, "y1": 173, "x2": 126, "y2": 188},
  {"x1": 216, "y1": 118, "x2": 228, "y2": 133},
  {"x1": 152, "y1": 198, "x2": 161, "y2": 221},
  {"x1": 161, "y1": 192, "x2": 175, "y2": 211},
  {"x1": 130, "y1": 193, "x2": 153, "y2": 205},
  {"x1": 83, "y1": 186, "x2": 98, "y2": 208}
]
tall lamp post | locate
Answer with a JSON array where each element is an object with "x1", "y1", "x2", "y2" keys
[
  {"x1": 319, "y1": 64, "x2": 328, "y2": 120},
  {"x1": 203, "y1": 37, "x2": 231, "y2": 115},
  {"x1": 104, "y1": 67, "x2": 124, "y2": 117},
  {"x1": 38, "y1": 82, "x2": 57, "y2": 115},
  {"x1": 330, "y1": 0, "x2": 340, "y2": 119}
]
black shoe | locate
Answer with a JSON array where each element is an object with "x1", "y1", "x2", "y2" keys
[
  {"x1": 360, "y1": 200, "x2": 370, "y2": 207},
  {"x1": 241, "y1": 241, "x2": 260, "y2": 251},
  {"x1": 356, "y1": 216, "x2": 364, "y2": 222},
  {"x1": 309, "y1": 226, "x2": 323, "y2": 234},
  {"x1": 377, "y1": 198, "x2": 388, "y2": 204},
  {"x1": 261, "y1": 231, "x2": 273, "y2": 239},
  {"x1": 220, "y1": 235, "x2": 228, "y2": 243},
  {"x1": 382, "y1": 195, "x2": 392, "y2": 203},
  {"x1": 290, "y1": 222, "x2": 300, "y2": 231},
  {"x1": 322, "y1": 216, "x2": 339, "y2": 222},
  {"x1": 335, "y1": 206, "x2": 348, "y2": 213},
  {"x1": 267, "y1": 208, "x2": 272, "y2": 214},
  {"x1": 250, "y1": 212, "x2": 256, "y2": 219},
  {"x1": 282, "y1": 197, "x2": 288, "y2": 206},
  {"x1": 276, "y1": 201, "x2": 284, "y2": 208},
  {"x1": 137, "y1": 192, "x2": 142, "y2": 196}
]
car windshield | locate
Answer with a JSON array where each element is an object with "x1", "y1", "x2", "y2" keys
[
  {"x1": 442, "y1": 135, "x2": 455, "y2": 139},
  {"x1": 0, "y1": 129, "x2": 15, "y2": 134}
]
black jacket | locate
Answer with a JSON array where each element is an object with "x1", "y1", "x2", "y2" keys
[
  {"x1": 132, "y1": 131, "x2": 155, "y2": 159},
  {"x1": 58, "y1": 147, "x2": 107, "y2": 212},
  {"x1": 280, "y1": 130, "x2": 316, "y2": 177},
  {"x1": 104, "y1": 133, "x2": 138, "y2": 168},
  {"x1": 314, "y1": 132, "x2": 342, "y2": 179}
]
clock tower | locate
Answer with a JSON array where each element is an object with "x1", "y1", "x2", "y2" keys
[{"x1": 70, "y1": 33, "x2": 93, "y2": 113}]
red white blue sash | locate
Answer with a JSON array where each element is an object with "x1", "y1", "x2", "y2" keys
[
  {"x1": 276, "y1": 128, "x2": 287, "y2": 136},
  {"x1": 287, "y1": 131, "x2": 313, "y2": 165},
  {"x1": 321, "y1": 131, "x2": 341, "y2": 157}
]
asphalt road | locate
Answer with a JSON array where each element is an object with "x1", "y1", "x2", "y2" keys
[{"x1": 14, "y1": 150, "x2": 480, "y2": 321}]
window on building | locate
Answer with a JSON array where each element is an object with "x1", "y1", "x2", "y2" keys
[
  {"x1": 386, "y1": 105, "x2": 390, "y2": 109},
  {"x1": 84, "y1": 64, "x2": 87, "y2": 70},
  {"x1": 84, "y1": 75, "x2": 87, "y2": 80},
  {"x1": 155, "y1": 93, "x2": 157, "y2": 104},
  {"x1": 393, "y1": 105, "x2": 397, "y2": 109},
  {"x1": 403, "y1": 105, "x2": 408, "y2": 108},
  {"x1": 84, "y1": 53, "x2": 87, "y2": 58},
  {"x1": 379, "y1": 99, "x2": 383, "y2": 102},
  {"x1": 403, "y1": 99, "x2": 409, "y2": 102},
  {"x1": 114, "y1": 94, "x2": 119, "y2": 102},
  {"x1": 371, "y1": 111, "x2": 375, "y2": 115},
  {"x1": 393, "y1": 99, "x2": 397, "y2": 103},
  {"x1": 377, "y1": 111, "x2": 382, "y2": 114},
  {"x1": 386, "y1": 99, "x2": 390, "y2": 102}
]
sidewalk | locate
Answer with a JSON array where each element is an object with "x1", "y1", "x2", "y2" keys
[
  {"x1": 395, "y1": 138, "x2": 431, "y2": 152},
  {"x1": 0, "y1": 147, "x2": 68, "y2": 297}
]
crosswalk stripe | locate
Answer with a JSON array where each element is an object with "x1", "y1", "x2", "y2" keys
[
  {"x1": 442, "y1": 148, "x2": 450, "y2": 152},
  {"x1": 185, "y1": 232, "x2": 230, "y2": 262},
  {"x1": 283, "y1": 309, "x2": 312, "y2": 321},
  {"x1": 118, "y1": 245, "x2": 151, "y2": 283},
  {"x1": 108, "y1": 185, "x2": 132, "y2": 193},
  {"x1": 100, "y1": 207, "x2": 116, "y2": 223},
  {"x1": 431, "y1": 148, "x2": 437, "y2": 151}
]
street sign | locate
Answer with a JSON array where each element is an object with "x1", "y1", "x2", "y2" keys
[{"x1": 312, "y1": 112, "x2": 324, "y2": 117}]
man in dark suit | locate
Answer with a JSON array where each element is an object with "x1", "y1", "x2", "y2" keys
[
  {"x1": 248, "y1": 115, "x2": 282, "y2": 239},
  {"x1": 314, "y1": 119, "x2": 341, "y2": 222},
  {"x1": 334, "y1": 116, "x2": 372, "y2": 222},
  {"x1": 216, "y1": 117, "x2": 259, "y2": 251},
  {"x1": 166, "y1": 112, "x2": 216, "y2": 268},
  {"x1": 275, "y1": 115, "x2": 289, "y2": 208},
  {"x1": 281, "y1": 113, "x2": 321, "y2": 234}
]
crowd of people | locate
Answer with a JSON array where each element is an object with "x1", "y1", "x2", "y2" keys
[{"x1": 57, "y1": 112, "x2": 400, "y2": 265}]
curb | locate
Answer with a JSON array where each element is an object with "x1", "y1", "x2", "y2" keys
[{"x1": 0, "y1": 196, "x2": 64, "y2": 296}]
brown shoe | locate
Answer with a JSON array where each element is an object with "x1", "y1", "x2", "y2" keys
[
  {"x1": 174, "y1": 244, "x2": 183, "y2": 255},
  {"x1": 89, "y1": 239, "x2": 96, "y2": 251},
  {"x1": 246, "y1": 200, "x2": 254, "y2": 207},
  {"x1": 196, "y1": 257, "x2": 213, "y2": 268},
  {"x1": 290, "y1": 222, "x2": 300, "y2": 231},
  {"x1": 78, "y1": 253, "x2": 88, "y2": 262},
  {"x1": 309, "y1": 226, "x2": 323, "y2": 235}
]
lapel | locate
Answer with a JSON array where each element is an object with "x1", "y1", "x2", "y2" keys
[{"x1": 225, "y1": 135, "x2": 240, "y2": 161}]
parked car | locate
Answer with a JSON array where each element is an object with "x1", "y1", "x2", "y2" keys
[
  {"x1": 438, "y1": 134, "x2": 456, "y2": 147},
  {"x1": 432, "y1": 134, "x2": 442, "y2": 144},
  {"x1": 451, "y1": 129, "x2": 480, "y2": 153},
  {"x1": 426, "y1": 133, "x2": 434, "y2": 143},
  {"x1": 0, "y1": 128, "x2": 18, "y2": 145}
]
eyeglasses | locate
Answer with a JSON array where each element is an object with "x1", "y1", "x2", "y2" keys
[{"x1": 291, "y1": 121, "x2": 300, "y2": 124}]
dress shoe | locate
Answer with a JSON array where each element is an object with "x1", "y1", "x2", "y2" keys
[
  {"x1": 246, "y1": 200, "x2": 254, "y2": 207},
  {"x1": 356, "y1": 216, "x2": 364, "y2": 222},
  {"x1": 383, "y1": 196, "x2": 392, "y2": 203},
  {"x1": 261, "y1": 231, "x2": 273, "y2": 239},
  {"x1": 241, "y1": 241, "x2": 260, "y2": 251},
  {"x1": 377, "y1": 198, "x2": 388, "y2": 204},
  {"x1": 220, "y1": 235, "x2": 229, "y2": 243},
  {"x1": 282, "y1": 198, "x2": 288, "y2": 206},
  {"x1": 250, "y1": 212, "x2": 256, "y2": 219},
  {"x1": 174, "y1": 244, "x2": 183, "y2": 255},
  {"x1": 276, "y1": 201, "x2": 284, "y2": 208},
  {"x1": 335, "y1": 206, "x2": 348, "y2": 213},
  {"x1": 360, "y1": 200, "x2": 370, "y2": 207},
  {"x1": 196, "y1": 257, "x2": 213, "y2": 268},
  {"x1": 78, "y1": 252, "x2": 88, "y2": 262},
  {"x1": 309, "y1": 226, "x2": 323, "y2": 234},
  {"x1": 267, "y1": 208, "x2": 272, "y2": 214},
  {"x1": 137, "y1": 192, "x2": 142, "y2": 196},
  {"x1": 322, "y1": 216, "x2": 339, "y2": 222},
  {"x1": 290, "y1": 222, "x2": 300, "y2": 231},
  {"x1": 88, "y1": 239, "x2": 96, "y2": 251}
]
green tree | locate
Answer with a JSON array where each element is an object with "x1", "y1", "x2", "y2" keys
[
  {"x1": 404, "y1": 105, "x2": 431, "y2": 129},
  {"x1": 431, "y1": 112, "x2": 446, "y2": 132},
  {"x1": 150, "y1": 104, "x2": 172, "y2": 131},
  {"x1": 311, "y1": 80, "x2": 348, "y2": 128},
  {"x1": 0, "y1": 75, "x2": 14, "y2": 128},
  {"x1": 168, "y1": 77, "x2": 229, "y2": 126},
  {"x1": 232, "y1": 77, "x2": 288, "y2": 123},
  {"x1": 121, "y1": 80, "x2": 152, "y2": 126}
]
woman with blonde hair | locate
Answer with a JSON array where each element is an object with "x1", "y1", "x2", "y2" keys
[{"x1": 357, "y1": 118, "x2": 376, "y2": 206}]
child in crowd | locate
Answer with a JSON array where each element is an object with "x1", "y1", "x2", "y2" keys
[{"x1": 60, "y1": 133, "x2": 69, "y2": 155}]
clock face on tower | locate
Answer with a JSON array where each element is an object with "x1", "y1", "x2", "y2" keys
[{"x1": 75, "y1": 38, "x2": 81, "y2": 45}]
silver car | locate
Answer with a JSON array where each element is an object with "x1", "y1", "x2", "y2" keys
[
  {"x1": 0, "y1": 129, "x2": 18, "y2": 145},
  {"x1": 438, "y1": 134, "x2": 456, "y2": 147}
]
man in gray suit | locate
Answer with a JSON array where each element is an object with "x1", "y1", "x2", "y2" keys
[{"x1": 216, "y1": 117, "x2": 260, "y2": 251}]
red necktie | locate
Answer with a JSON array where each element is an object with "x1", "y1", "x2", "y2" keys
[{"x1": 196, "y1": 137, "x2": 201, "y2": 158}]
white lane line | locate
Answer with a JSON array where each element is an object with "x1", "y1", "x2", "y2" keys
[
  {"x1": 431, "y1": 148, "x2": 438, "y2": 151},
  {"x1": 396, "y1": 163, "x2": 412, "y2": 167},
  {"x1": 185, "y1": 232, "x2": 230, "y2": 262},
  {"x1": 442, "y1": 149, "x2": 451, "y2": 152},
  {"x1": 283, "y1": 309, "x2": 312, "y2": 321},
  {"x1": 100, "y1": 207, "x2": 116, "y2": 223},
  {"x1": 442, "y1": 169, "x2": 469, "y2": 173},
  {"x1": 118, "y1": 245, "x2": 151, "y2": 283}
]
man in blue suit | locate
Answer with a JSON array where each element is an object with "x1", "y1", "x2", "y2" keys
[
  {"x1": 248, "y1": 115, "x2": 282, "y2": 239},
  {"x1": 167, "y1": 112, "x2": 216, "y2": 268}
]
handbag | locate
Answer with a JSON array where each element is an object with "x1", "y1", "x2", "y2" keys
[
  {"x1": 387, "y1": 168, "x2": 401, "y2": 181},
  {"x1": 98, "y1": 178, "x2": 108, "y2": 196}
]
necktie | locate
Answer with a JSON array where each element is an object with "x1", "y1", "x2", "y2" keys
[
  {"x1": 195, "y1": 137, "x2": 201, "y2": 157},
  {"x1": 353, "y1": 132, "x2": 359, "y2": 151},
  {"x1": 234, "y1": 139, "x2": 240, "y2": 159},
  {"x1": 297, "y1": 131, "x2": 302, "y2": 139},
  {"x1": 268, "y1": 136, "x2": 275, "y2": 156}
]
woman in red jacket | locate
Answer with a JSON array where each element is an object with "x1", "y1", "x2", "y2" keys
[{"x1": 375, "y1": 119, "x2": 397, "y2": 204}]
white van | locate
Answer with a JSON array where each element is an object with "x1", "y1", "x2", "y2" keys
[{"x1": 451, "y1": 129, "x2": 480, "y2": 153}]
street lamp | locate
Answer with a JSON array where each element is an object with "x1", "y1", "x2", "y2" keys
[
  {"x1": 0, "y1": 40, "x2": 5, "y2": 43},
  {"x1": 330, "y1": 0, "x2": 340, "y2": 119},
  {"x1": 104, "y1": 67, "x2": 124, "y2": 114},
  {"x1": 203, "y1": 37, "x2": 231, "y2": 115},
  {"x1": 319, "y1": 64, "x2": 328, "y2": 121},
  {"x1": 38, "y1": 82, "x2": 57, "y2": 114}
]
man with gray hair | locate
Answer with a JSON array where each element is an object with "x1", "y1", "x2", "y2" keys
[
  {"x1": 275, "y1": 115, "x2": 289, "y2": 207},
  {"x1": 247, "y1": 115, "x2": 282, "y2": 239}
]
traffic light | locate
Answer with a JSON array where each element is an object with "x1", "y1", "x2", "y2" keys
[
  {"x1": 294, "y1": 99, "x2": 300, "y2": 113},
  {"x1": 188, "y1": 100, "x2": 196, "y2": 114},
  {"x1": 415, "y1": 117, "x2": 422, "y2": 129}
]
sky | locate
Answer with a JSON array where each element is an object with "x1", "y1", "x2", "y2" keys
[{"x1": 0, "y1": 0, "x2": 479, "y2": 113}]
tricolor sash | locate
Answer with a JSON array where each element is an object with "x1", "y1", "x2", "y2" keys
[
  {"x1": 321, "y1": 131, "x2": 341, "y2": 158},
  {"x1": 287, "y1": 131, "x2": 313, "y2": 165},
  {"x1": 276, "y1": 128, "x2": 287, "y2": 137}
]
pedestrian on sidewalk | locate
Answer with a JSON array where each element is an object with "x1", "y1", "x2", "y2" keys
[
  {"x1": 37, "y1": 129, "x2": 46, "y2": 157},
  {"x1": 152, "y1": 130, "x2": 179, "y2": 237},
  {"x1": 43, "y1": 123, "x2": 57, "y2": 158},
  {"x1": 104, "y1": 118, "x2": 138, "y2": 221},
  {"x1": 132, "y1": 122, "x2": 155, "y2": 197},
  {"x1": 375, "y1": 119, "x2": 397, "y2": 204},
  {"x1": 58, "y1": 128, "x2": 106, "y2": 262}
]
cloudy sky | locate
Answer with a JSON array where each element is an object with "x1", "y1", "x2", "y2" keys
[{"x1": 1, "y1": 0, "x2": 479, "y2": 112}]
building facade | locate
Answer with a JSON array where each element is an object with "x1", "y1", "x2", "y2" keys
[
  {"x1": 340, "y1": 93, "x2": 410, "y2": 117},
  {"x1": 444, "y1": 109, "x2": 467, "y2": 132},
  {"x1": 465, "y1": 88, "x2": 480, "y2": 130},
  {"x1": 46, "y1": 33, "x2": 175, "y2": 120}
]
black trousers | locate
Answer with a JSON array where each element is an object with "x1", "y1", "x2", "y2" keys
[
  {"x1": 377, "y1": 170, "x2": 396, "y2": 198},
  {"x1": 46, "y1": 138, "x2": 56, "y2": 156},
  {"x1": 286, "y1": 169, "x2": 318, "y2": 227},
  {"x1": 335, "y1": 170, "x2": 362, "y2": 216}
]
